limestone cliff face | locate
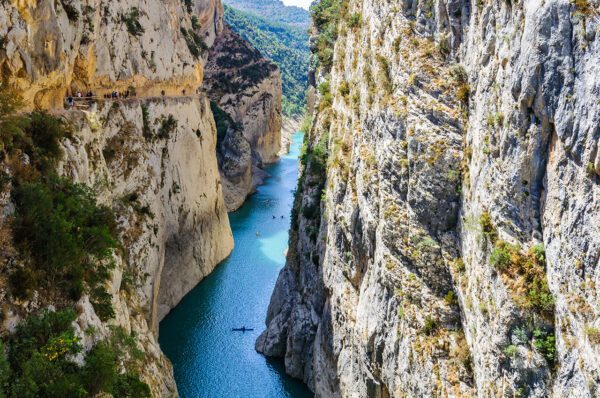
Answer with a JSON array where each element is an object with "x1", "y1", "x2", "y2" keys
[
  {"x1": 0, "y1": 0, "x2": 207, "y2": 109},
  {"x1": 259, "y1": 0, "x2": 600, "y2": 397},
  {"x1": 204, "y1": 25, "x2": 282, "y2": 211},
  {"x1": 0, "y1": 0, "x2": 234, "y2": 395},
  {"x1": 61, "y1": 96, "x2": 232, "y2": 396},
  {"x1": 58, "y1": 98, "x2": 234, "y2": 327},
  {"x1": 0, "y1": 96, "x2": 233, "y2": 397},
  {"x1": 195, "y1": 0, "x2": 224, "y2": 48}
]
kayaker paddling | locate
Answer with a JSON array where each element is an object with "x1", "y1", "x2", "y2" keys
[{"x1": 232, "y1": 326, "x2": 254, "y2": 332}]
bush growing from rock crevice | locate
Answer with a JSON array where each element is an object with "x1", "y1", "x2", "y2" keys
[
  {"x1": 347, "y1": 12, "x2": 362, "y2": 28},
  {"x1": 210, "y1": 101, "x2": 238, "y2": 145},
  {"x1": 157, "y1": 115, "x2": 178, "y2": 139},
  {"x1": 122, "y1": 8, "x2": 144, "y2": 37},
  {"x1": 488, "y1": 241, "x2": 554, "y2": 317},
  {"x1": 181, "y1": 27, "x2": 207, "y2": 58},
  {"x1": 141, "y1": 105, "x2": 153, "y2": 141},
  {"x1": 60, "y1": 0, "x2": 80, "y2": 22},
  {"x1": 479, "y1": 211, "x2": 498, "y2": 244},
  {"x1": 532, "y1": 328, "x2": 556, "y2": 365}
]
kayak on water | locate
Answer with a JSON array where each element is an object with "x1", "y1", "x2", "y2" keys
[{"x1": 232, "y1": 327, "x2": 254, "y2": 332}]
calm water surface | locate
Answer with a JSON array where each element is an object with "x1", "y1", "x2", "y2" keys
[{"x1": 159, "y1": 133, "x2": 312, "y2": 398}]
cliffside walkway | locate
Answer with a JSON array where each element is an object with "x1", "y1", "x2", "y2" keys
[{"x1": 64, "y1": 88, "x2": 201, "y2": 110}]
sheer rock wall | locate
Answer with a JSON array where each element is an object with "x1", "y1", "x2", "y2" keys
[{"x1": 259, "y1": 0, "x2": 600, "y2": 397}]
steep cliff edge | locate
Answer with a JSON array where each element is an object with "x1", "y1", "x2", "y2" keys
[
  {"x1": 259, "y1": 0, "x2": 600, "y2": 397},
  {"x1": 204, "y1": 25, "x2": 282, "y2": 210},
  {"x1": 0, "y1": 0, "x2": 212, "y2": 109},
  {"x1": 0, "y1": 0, "x2": 233, "y2": 395},
  {"x1": 62, "y1": 95, "x2": 233, "y2": 395}
]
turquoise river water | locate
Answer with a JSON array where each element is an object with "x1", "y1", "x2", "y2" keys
[{"x1": 159, "y1": 132, "x2": 313, "y2": 398}]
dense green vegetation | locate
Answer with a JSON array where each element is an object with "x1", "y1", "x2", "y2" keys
[
  {"x1": 224, "y1": 5, "x2": 309, "y2": 116},
  {"x1": 479, "y1": 210, "x2": 556, "y2": 367},
  {"x1": 225, "y1": 0, "x2": 310, "y2": 27},
  {"x1": 11, "y1": 176, "x2": 118, "y2": 320},
  {"x1": 480, "y1": 213, "x2": 554, "y2": 317},
  {"x1": 293, "y1": 128, "x2": 328, "y2": 243},
  {"x1": 0, "y1": 93, "x2": 118, "y2": 320},
  {"x1": 311, "y1": 0, "x2": 348, "y2": 72},
  {"x1": 489, "y1": 241, "x2": 554, "y2": 316},
  {"x1": 0, "y1": 309, "x2": 149, "y2": 397},
  {"x1": 0, "y1": 86, "x2": 151, "y2": 396}
]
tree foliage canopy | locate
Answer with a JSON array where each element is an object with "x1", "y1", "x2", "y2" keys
[{"x1": 224, "y1": 5, "x2": 310, "y2": 116}]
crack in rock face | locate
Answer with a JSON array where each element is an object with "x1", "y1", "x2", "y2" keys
[{"x1": 258, "y1": 0, "x2": 600, "y2": 397}]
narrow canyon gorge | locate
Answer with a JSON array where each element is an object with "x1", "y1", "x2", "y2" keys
[{"x1": 0, "y1": 0, "x2": 598, "y2": 397}]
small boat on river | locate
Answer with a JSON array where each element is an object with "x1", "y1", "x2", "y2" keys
[{"x1": 232, "y1": 326, "x2": 254, "y2": 332}]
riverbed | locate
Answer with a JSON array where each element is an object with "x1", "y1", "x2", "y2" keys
[{"x1": 159, "y1": 132, "x2": 312, "y2": 398}]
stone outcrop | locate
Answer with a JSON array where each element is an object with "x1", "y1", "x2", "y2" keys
[
  {"x1": 54, "y1": 96, "x2": 235, "y2": 326},
  {"x1": 259, "y1": 0, "x2": 600, "y2": 397},
  {"x1": 0, "y1": 0, "x2": 207, "y2": 109},
  {"x1": 204, "y1": 25, "x2": 282, "y2": 210},
  {"x1": 195, "y1": 0, "x2": 224, "y2": 48}
]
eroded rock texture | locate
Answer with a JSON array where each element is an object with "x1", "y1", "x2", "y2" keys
[
  {"x1": 0, "y1": 0, "x2": 255, "y2": 395},
  {"x1": 0, "y1": 0, "x2": 213, "y2": 109},
  {"x1": 204, "y1": 25, "x2": 283, "y2": 210},
  {"x1": 61, "y1": 96, "x2": 233, "y2": 395},
  {"x1": 259, "y1": 0, "x2": 600, "y2": 397}
]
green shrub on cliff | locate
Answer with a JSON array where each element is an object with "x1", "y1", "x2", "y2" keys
[
  {"x1": 421, "y1": 316, "x2": 439, "y2": 336},
  {"x1": 490, "y1": 242, "x2": 513, "y2": 270},
  {"x1": 533, "y1": 328, "x2": 556, "y2": 364},
  {"x1": 0, "y1": 310, "x2": 150, "y2": 397},
  {"x1": 122, "y1": 8, "x2": 144, "y2": 37},
  {"x1": 24, "y1": 111, "x2": 71, "y2": 173},
  {"x1": 180, "y1": 27, "x2": 207, "y2": 58},
  {"x1": 0, "y1": 102, "x2": 69, "y2": 175},
  {"x1": 158, "y1": 115, "x2": 178, "y2": 139},
  {"x1": 311, "y1": 0, "x2": 348, "y2": 71},
  {"x1": 347, "y1": 12, "x2": 362, "y2": 28},
  {"x1": 11, "y1": 175, "x2": 118, "y2": 316},
  {"x1": 0, "y1": 85, "x2": 28, "y2": 155},
  {"x1": 479, "y1": 211, "x2": 498, "y2": 243},
  {"x1": 317, "y1": 80, "x2": 334, "y2": 111}
]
